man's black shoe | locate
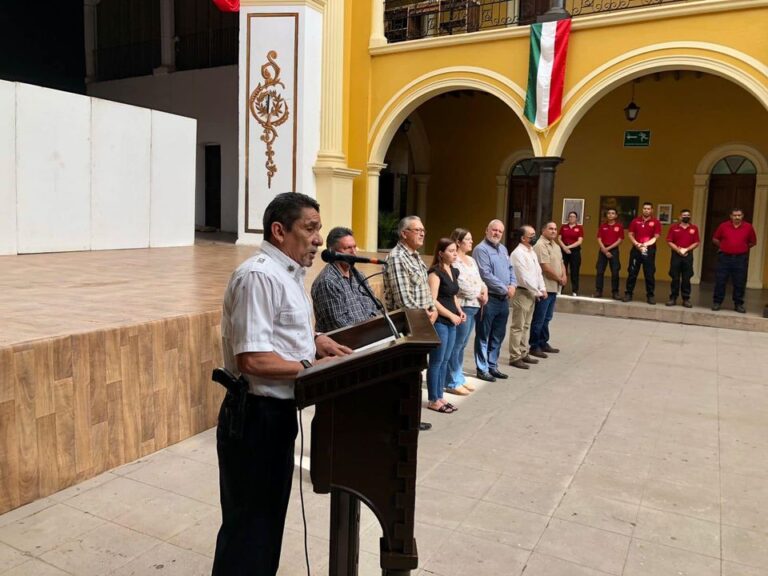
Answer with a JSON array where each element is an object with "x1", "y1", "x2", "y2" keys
[
  {"x1": 666, "y1": 299, "x2": 676, "y2": 306},
  {"x1": 592, "y1": 291, "x2": 602, "y2": 298},
  {"x1": 529, "y1": 349, "x2": 548, "y2": 359},
  {"x1": 489, "y1": 368, "x2": 508, "y2": 379},
  {"x1": 522, "y1": 355, "x2": 539, "y2": 364},
  {"x1": 510, "y1": 359, "x2": 529, "y2": 370},
  {"x1": 711, "y1": 303, "x2": 721, "y2": 311},
  {"x1": 647, "y1": 296, "x2": 656, "y2": 305},
  {"x1": 735, "y1": 304, "x2": 746, "y2": 314},
  {"x1": 622, "y1": 294, "x2": 633, "y2": 302},
  {"x1": 612, "y1": 292, "x2": 622, "y2": 300},
  {"x1": 682, "y1": 300, "x2": 693, "y2": 308},
  {"x1": 476, "y1": 371, "x2": 496, "y2": 382},
  {"x1": 419, "y1": 422, "x2": 432, "y2": 431},
  {"x1": 542, "y1": 344, "x2": 560, "y2": 354}
]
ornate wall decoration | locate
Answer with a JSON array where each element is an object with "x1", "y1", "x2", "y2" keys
[{"x1": 249, "y1": 51, "x2": 290, "y2": 188}]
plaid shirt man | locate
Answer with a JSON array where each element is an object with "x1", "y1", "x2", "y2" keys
[
  {"x1": 311, "y1": 263, "x2": 379, "y2": 332},
  {"x1": 383, "y1": 241, "x2": 435, "y2": 312}
]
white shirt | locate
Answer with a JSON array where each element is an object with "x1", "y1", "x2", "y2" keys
[
  {"x1": 221, "y1": 241, "x2": 315, "y2": 399},
  {"x1": 510, "y1": 244, "x2": 546, "y2": 294}
]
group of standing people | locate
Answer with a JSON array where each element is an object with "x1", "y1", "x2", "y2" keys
[{"x1": 562, "y1": 203, "x2": 756, "y2": 312}]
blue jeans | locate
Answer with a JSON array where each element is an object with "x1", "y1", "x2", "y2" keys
[
  {"x1": 530, "y1": 293, "x2": 557, "y2": 350},
  {"x1": 474, "y1": 296, "x2": 509, "y2": 373},
  {"x1": 427, "y1": 322, "x2": 457, "y2": 402},
  {"x1": 446, "y1": 306, "x2": 479, "y2": 388}
]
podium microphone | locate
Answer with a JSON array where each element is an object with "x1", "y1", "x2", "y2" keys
[{"x1": 321, "y1": 249, "x2": 387, "y2": 266}]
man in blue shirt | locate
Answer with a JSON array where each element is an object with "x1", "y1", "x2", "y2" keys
[{"x1": 473, "y1": 219, "x2": 517, "y2": 382}]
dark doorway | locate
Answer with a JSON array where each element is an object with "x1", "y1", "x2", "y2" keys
[
  {"x1": 204, "y1": 144, "x2": 222, "y2": 230},
  {"x1": 505, "y1": 159, "x2": 539, "y2": 250},
  {"x1": 701, "y1": 156, "x2": 756, "y2": 281}
]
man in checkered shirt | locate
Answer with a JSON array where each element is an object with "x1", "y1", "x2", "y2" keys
[{"x1": 311, "y1": 227, "x2": 379, "y2": 332}]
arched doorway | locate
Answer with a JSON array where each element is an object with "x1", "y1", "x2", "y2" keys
[
  {"x1": 701, "y1": 156, "x2": 757, "y2": 281},
  {"x1": 505, "y1": 158, "x2": 538, "y2": 249}
]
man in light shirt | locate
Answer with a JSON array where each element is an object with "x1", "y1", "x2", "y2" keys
[
  {"x1": 530, "y1": 221, "x2": 566, "y2": 358},
  {"x1": 508, "y1": 226, "x2": 548, "y2": 370}
]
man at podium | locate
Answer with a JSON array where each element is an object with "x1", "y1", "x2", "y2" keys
[{"x1": 212, "y1": 192, "x2": 351, "y2": 576}]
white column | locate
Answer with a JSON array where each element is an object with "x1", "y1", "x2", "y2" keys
[
  {"x1": 495, "y1": 174, "x2": 507, "y2": 221},
  {"x1": 155, "y1": 0, "x2": 176, "y2": 74},
  {"x1": 370, "y1": 0, "x2": 387, "y2": 48},
  {"x1": 365, "y1": 162, "x2": 387, "y2": 250},
  {"x1": 413, "y1": 173, "x2": 430, "y2": 221},
  {"x1": 83, "y1": 0, "x2": 100, "y2": 84},
  {"x1": 690, "y1": 173, "x2": 709, "y2": 285},
  {"x1": 748, "y1": 174, "x2": 768, "y2": 288},
  {"x1": 316, "y1": 0, "x2": 345, "y2": 167}
]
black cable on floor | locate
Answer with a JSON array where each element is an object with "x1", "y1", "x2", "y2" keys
[{"x1": 298, "y1": 409, "x2": 311, "y2": 576}]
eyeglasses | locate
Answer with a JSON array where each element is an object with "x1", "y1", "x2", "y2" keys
[{"x1": 406, "y1": 228, "x2": 425, "y2": 234}]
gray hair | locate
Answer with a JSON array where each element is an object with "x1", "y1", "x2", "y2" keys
[
  {"x1": 325, "y1": 226, "x2": 354, "y2": 250},
  {"x1": 398, "y1": 215, "x2": 422, "y2": 236}
]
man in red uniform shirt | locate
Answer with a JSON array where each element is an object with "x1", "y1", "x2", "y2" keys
[
  {"x1": 594, "y1": 208, "x2": 624, "y2": 299},
  {"x1": 711, "y1": 208, "x2": 757, "y2": 313},
  {"x1": 665, "y1": 208, "x2": 700, "y2": 308},
  {"x1": 623, "y1": 202, "x2": 661, "y2": 305}
]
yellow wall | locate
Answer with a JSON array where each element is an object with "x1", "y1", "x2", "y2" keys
[{"x1": 556, "y1": 73, "x2": 768, "y2": 281}]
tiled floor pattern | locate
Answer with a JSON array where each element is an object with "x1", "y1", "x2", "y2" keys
[{"x1": 2, "y1": 313, "x2": 768, "y2": 575}]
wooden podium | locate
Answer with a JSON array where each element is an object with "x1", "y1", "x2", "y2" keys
[{"x1": 295, "y1": 309, "x2": 439, "y2": 576}]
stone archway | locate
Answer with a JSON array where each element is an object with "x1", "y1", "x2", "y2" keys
[
  {"x1": 364, "y1": 67, "x2": 537, "y2": 250},
  {"x1": 692, "y1": 143, "x2": 768, "y2": 288}
]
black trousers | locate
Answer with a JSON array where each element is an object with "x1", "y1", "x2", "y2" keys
[
  {"x1": 713, "y1": 252, "x2": 749, "y2": 306},
  {"x1": 595, "y1": 247, "x2": 620, "y2": 294},
  {"x1": 625, "y1": 246, "x2": 656, "y2": 297},
  {"x1": 212, "y1": 393, "x2": 298, "y2": 576},
  {"x1": 562, "y1": 247, "x2": 581, "y2": 293},
  {"x1": 668, "y1": 252, "x2": 694, "y2": 300}
]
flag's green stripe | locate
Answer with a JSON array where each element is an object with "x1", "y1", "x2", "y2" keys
[{"x1": 524, "y1": 23, "x2": 543, "y2": 124}]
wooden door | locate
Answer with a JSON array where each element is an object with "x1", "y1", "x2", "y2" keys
[
  {"x1": 701, "y1": 173, "x2": 756, "y2": 281},
  {"x1": 506, "y1": 175, "x2": 538, "y2": 250}
]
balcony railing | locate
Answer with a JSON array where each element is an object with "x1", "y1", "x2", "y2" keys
[{"x1": 384, "y1": 0, "x2": 695, "y2": 43}]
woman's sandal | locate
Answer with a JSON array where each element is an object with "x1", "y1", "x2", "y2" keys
[{"x1": 427, "y1": 403, "x2": 456, "y2": 414}]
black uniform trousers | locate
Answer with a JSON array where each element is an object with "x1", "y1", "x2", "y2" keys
[
  {"x1": 212, "y1": 392, "x2": 298, "y2": 576},
  {"x1": 562, "y1": 247, "x2": 581, "y2": 293},
  {"x1": 668, "y1": 252, "x2": 694, "y2": 300},
  {"x1": 625, "y1": 246, "x2": 656, "y2": 297},
  {"x1": 713, "y1": 252, "x2": 749, "y2": 306},
  {"x1": 595, "y1": 247, "x2": 620, "y2": 294}
]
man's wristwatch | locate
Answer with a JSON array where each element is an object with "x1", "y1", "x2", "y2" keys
[{"x1": 300, "y1": 359, "x2": 313, "y2": 369}]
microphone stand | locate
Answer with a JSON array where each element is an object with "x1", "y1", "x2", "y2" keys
[{"x1": 351, "y1": 264, "x2": 400, "y2": 341}]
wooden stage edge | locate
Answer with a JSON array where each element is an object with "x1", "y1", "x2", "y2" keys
[{"x1": 0, "y1": 244, "x2": 386, "y2": 515}]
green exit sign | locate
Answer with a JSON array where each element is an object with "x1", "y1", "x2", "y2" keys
[{"x1": 624, "y1": 130, "x2": 651, "y2": 147}]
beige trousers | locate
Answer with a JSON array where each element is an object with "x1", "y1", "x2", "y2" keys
[{"x1": 508, "y1": 288, "x2": 536, "y2": 362}]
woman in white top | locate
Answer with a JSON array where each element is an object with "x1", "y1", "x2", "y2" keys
[{"x1": 445, "y1": 228, "x2": 488, "y2": 395}]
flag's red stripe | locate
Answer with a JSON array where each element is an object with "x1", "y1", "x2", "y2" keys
[
  {"x1": 212, "y1": 0, "x2": 239, "y2": 12},
  {"x1": 547, "y1": 19, "x2": 571, "y2": 124}
]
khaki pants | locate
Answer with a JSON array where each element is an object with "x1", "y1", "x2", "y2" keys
[{"x1": 508, "y1": 288, "x2": 536, "y2": 362}]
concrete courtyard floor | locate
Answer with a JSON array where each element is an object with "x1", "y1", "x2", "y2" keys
[{"x1": 1, "y1": 312, "x2": 768, "y2": 575}]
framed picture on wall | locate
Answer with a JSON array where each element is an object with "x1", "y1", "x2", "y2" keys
[
  {"x1": 561, "y1": 199, "x2": 585, "y2": 224},
  {"x1": 599, "y1": 195, "x2": 639, "y2": 229},
  {"x1": 657, "y1": 203, "x2": 672, "y2": 225}
]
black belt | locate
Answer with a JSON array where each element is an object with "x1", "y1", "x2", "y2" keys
[{"x1": 489, "y1": 293, "x2": 508, "y2": 301}]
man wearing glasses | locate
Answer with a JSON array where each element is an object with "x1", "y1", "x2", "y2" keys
[{"x1": 384, "y1": 215, "x2": 437, "y2": 431}]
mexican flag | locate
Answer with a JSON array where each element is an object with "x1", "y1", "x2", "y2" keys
[
  {"x1": 524, "y1": 19, "x2": 571, "y2": 131},
  {"x1": 212, "y1": 0, "x2": 239, "y2": 11}
]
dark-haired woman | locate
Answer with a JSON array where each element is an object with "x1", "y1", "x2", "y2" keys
[
  {"x1": 558, "y1": 211, "x2": 584, "y2": 296},
  {"x1": 426, "y1": 238, "x2": 465, "y2": 414},
  {"x1": 446, "y1": 228, "x2": 486, "y2": 395}
]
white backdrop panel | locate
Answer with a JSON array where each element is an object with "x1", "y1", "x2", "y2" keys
[
  {"x1": 0, "y1": 81, "x2": 16, "y2": 255},
  {"x1": 91, "y1": 99, "x2": 152, "y2": 249},
  {"x1": 150, "y1": 110, "x2": 196, "y2": 247},
  {"x1": 245, "y1": 13, "x2": 297, "y2": 233},
  {"x1": 16, "y1": 84, "x2": 92, "y2": 253}
]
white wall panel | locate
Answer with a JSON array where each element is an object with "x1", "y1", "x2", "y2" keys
[
  {"x1": 91, "y1": 99, "x2": 151, "y2": 249},
  {"x1": 0, "y1": 81, "x2": 16, "y2": 255},
  {"x1": 16, "y1": 84, "x2": 91, "y2": 253},
  {"x1": 150, "y1": 110, "x2": 196, "y2": 246}
]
